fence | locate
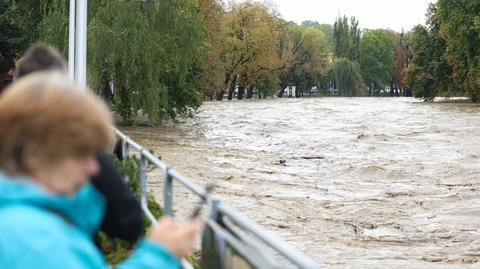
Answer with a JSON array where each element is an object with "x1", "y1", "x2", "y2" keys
[{"x1": 114, "y1": 129, "x2": 321, "y2": 269}]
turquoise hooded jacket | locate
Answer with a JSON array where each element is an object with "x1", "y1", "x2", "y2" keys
[{"x1": 0, "y1": 172, "x2": 180, "y2": 269}]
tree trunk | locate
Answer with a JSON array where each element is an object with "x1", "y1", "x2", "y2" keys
[
  {"x1": 237, "y1": 86, "x2": 245, "y2": 100},
  {"x1": 216, "y1": 90, "x2": 224, "y2": 101},
  {"x1": 227, "y1": 77, "x2": 236, "y2": 100},
  {"x1": 237, "y1": 73, "x2": 247, "y2": 100},
  {"x1": 278, "y1": 81, "x2": 287, "y2": 97},
  {"x1": 246, "y1": 86, "x2": 254, "y2": 99}
]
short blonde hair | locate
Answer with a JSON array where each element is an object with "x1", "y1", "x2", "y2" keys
[{"x1": 0, "y1": 72, "x2": 114, "y2": 175}]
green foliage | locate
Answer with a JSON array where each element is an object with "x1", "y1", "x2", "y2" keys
[
  {"x1": 435, "y1": 0, "x2": 480, "y2": 101},
  {"x1": 278, "y1": 22, "x2": 329, "y2": 94},
  {"x1": 256, "y1": 79, "x2": 276, "y2": 98},
  {"x1": 333, "y1": 16, "x2": 360, "y2": 61},
  {"x1": 328, "y1": 57, "x2": 366, "y2": 96},
  {"x1": 302, "y1": 20, "x2": 333, "y2": 50},
  {"x1": 404, "y1": 1, "x2": 480, "y2": 102},
  {"x1": 405, "y1": 26, "x2": 437, "y2": 101},
  {"x1": 112, "y1": 155, "x2": 141, "y2": 195},
  {"x1": 406, "y1": 23, "x2": 455, "y2": 101},
  {"x1": 37, "y1": 0, "x2": 68, "y2": 54},
  {"x1": 222, "y1": 1, "x2": 281, "y2": 99},
  {"x1": 3, "y1": 0, "x2": 204, "y2": 124},
  {"x1": 0, "y1": 0, "x2": 56, "y2": 70},
  {"x1": 0, "y1": 1, "x2": 22, "y2": 71},
  {"x1": 404, "y1": 2, "x2": 456, "y2": 101},
  {"x1": 197, "y1": 0, "x2": 225, "y2": 98},
  {"x1": 359, "y1": 29, "x2": 396, "y2": 91},
  {"x1": 96, "y1": 231, "x2": 131, "y2": 265},
  {"x1": 88, "y1": 0, "x2": 204, "y2": 124}
]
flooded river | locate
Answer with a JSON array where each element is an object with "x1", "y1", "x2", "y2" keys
[{"x1": 121, "y1": 97, "x2": 480, "y2": 269}]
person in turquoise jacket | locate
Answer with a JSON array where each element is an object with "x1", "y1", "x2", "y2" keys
[{"x1": 0, "y1": 72, "x2": 199, "y2": 269}]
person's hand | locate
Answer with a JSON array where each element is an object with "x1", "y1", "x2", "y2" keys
[{"x1": 147, "y1": 217, "x2": 201, "y2": 258}]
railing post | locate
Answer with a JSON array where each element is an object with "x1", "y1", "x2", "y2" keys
[
  {"x1": 139, "y1": 150, "x2": 157, "y2": 224},
  {"x1": 163, "y1": 167, "x2": 173, "y2": 216},
  {"x1": 140, "y1": 152, "x2": 148, "y2": 211},
  {"x1": 209, "y1": 197, "x2": 220, "y2": 221},
  {"x1": 123, "y1": 138, "x2": 129, "y2": 157}
]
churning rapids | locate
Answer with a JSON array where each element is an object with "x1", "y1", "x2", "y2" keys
[{"x1": 121, "y1": 97, "x2": 480, "y2": 269}]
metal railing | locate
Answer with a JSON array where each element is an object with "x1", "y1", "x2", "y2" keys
[{"x1": 114, "y1": 129, "x2": 321, "y2": 269}]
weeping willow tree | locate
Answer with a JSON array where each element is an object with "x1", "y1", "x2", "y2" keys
[
  {"x1": 328, "y1": 57, "x2": 366, "y2": 96},
  {"x1": 88, "y1": 0, "x2": 204, "y2": 124},
  {"x1": 37, "y1": 0, "x2": 69, "y2": 53},
  {"x1": 5, "y1": 0, "x2": 204, "y2": 124},
  {"x1": 0, "y1": 0, "x2": 69, "y2": 59}
]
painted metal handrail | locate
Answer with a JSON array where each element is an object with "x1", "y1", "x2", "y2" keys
[{"x1": 114, "y1": 129, "x2": 321, "y2": 269}]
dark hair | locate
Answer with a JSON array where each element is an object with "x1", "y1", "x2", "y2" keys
[{"x1": 15, "y1": 43, "x2": 67, "y2": 79}]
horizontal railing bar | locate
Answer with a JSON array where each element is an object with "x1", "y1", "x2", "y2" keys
[
  {"x1": 218, "y1": 204, "x2": 321, "y2": 269},
  {"x1": 168, "y1": 168, "x2": 208, "y2": 199},
  {"x1": 114, "y1": 129, "x2": 143, "y2": 151},
  {"x1": 141, "y1": 149, "x2": 168, "y2": 171}
]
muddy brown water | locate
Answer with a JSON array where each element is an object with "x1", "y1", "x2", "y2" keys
[{"x1": 121, "y1": 97, "x2": 480, "y2": 269}]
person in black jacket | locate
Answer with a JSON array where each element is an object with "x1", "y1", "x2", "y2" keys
[{"x1": 14, "y1": 43, "x2": 143, "y2": 243}]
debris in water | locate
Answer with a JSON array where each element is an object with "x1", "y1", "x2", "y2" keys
[{"x1": 300, "y1": 156, "x2": 325, "y2": 160}]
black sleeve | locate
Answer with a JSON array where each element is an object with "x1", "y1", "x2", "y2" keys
[{"x1": 91, "y1": 153, "x2": 143, "y2": 243}]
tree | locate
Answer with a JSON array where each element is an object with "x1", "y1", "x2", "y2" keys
[
  {"x1": 302, "y1": 20, "x2": 333, "y2": 50},
  {"x1": 404, "y1": 3, "x2": 455, "y2": 101},
  {"x1": 435, "y1": 0, "x2": 480, "y2": 101},
  {"x1": 390, "y1": 30, "x2": 411, "y2": 95},
  {"x1": 277, "y1": 22, "x2": 329, "y2": 96},
  {"x1": 333, "y1": 16, "x2": 360, "y2": 61},
  {"x1": 288, "y1": 27, "x2": 329, "y2": 95},
  {"x1": 0, "y1": 0, "x2": 63, "y2": 71},
  {"x1": 404, "y1": 26, "x2": 437, "y2": 101},
  {"x1": 0, "y1": 1, "x2": 23, "y2": 72},
  {"x1": 87, "y1": 0, "x2": 204, "y2": 123},
  {"x1": 221, "y1": 1, "x2": 280, "y2": 100},
  {"x1": 197, "y1": 0, "x2": 225, "y2": 101},
  {"x1": 328, "y1": 57, "x2": 365, "y2": 96},
  {"x1": 404, "y1": 24, "x2": 454, "y2": 101},
  {"x1": 359, "y1": 29, "x2": 395, "y2": 95}
]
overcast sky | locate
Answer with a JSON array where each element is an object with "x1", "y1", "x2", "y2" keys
[{"x1": 260, "y1": 0, "x2": 434, "y2": 31}]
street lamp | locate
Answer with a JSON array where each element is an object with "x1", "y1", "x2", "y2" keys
[{"x1": 68, "y1": 0, "x2": 87, "y2": 88}]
